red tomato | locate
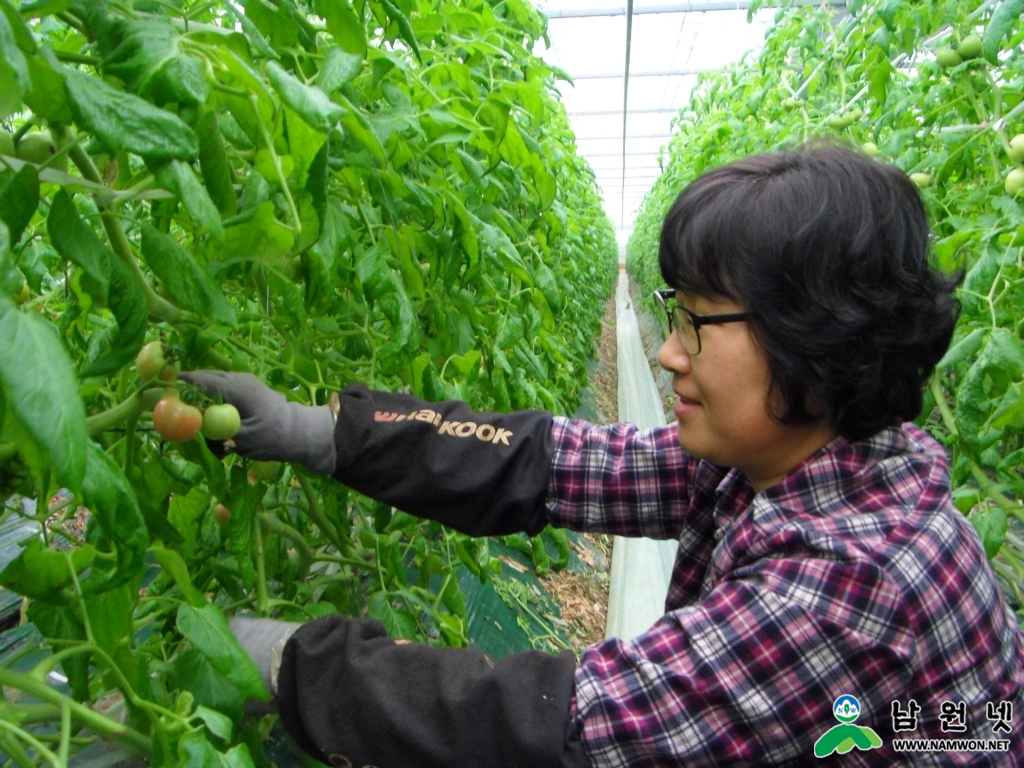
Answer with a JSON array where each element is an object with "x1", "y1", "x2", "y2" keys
[{"x1": 153, "y1": 397, "x2": 203, "y2": 442}]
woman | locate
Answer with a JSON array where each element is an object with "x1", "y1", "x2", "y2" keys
[{"x1": 184, "y1": 145, "x2": 1023, "y2": 766}]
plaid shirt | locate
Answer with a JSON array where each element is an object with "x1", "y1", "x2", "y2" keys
[{"x1": 546, "y1": 417, "x2": 1024, "y2": 766}]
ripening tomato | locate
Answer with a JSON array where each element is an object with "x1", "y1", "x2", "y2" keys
[
  {"x1": 202, "y1": 404, "x2": 241, "y2": 440},
  {"x1": 213, "y1": 504, "x2": 232, "y2": 527},
  {"x1": 153, "y1": 397, "x2": 203, "y2": 442}
]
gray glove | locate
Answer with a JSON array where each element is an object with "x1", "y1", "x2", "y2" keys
[
  {"x1": 179, "y1": 371, "x2": 337, "y2": 475},
  {"x1": 230, "y1": 616, "x2": 301, "y2": 697}
]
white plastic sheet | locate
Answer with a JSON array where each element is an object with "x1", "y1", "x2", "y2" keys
[{"x1": 604, "y1": 270, "x2": 679, "y2": 641}]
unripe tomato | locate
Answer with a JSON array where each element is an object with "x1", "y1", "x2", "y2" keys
[
  {"x1": 201, "y1": 404, "x2": 241, "y2": 440},
  {"x1": 957, "y1": 33, "x2": 982, "y2": 60},
  {"x1": 213, "y1": 504, "x2": 232, "y2": 527},
  {"x1": 862, "y1": 142, "x2": 880, "y2": 157},
  {"x1": 153, "y1": 397, "x2": 203, "y2": 442},
  {"x1": 16, "y1": 132, "x2": 55, "y2": 164},
  {"x1": 936, "y1": 46, "x2": 962, "y2": 68},
  {"x1": 1005, "y1": 167, "x2": 1024, "y2": 195},
  {"x1": 136, "y1": 340, "x2": 177, "y2": 381},
  {"x1": 1007, "y1": 135, "x2": 1024, "y2": 164},
  {"x1": 0, "y1": 129, "x2": 14, "y2": 158},
  {"x1": 909, "y1": 172, "x2": 933, "y2": 188},
  {"x1": 12, "y1": 282, "x2": 30, "y2": 305}
]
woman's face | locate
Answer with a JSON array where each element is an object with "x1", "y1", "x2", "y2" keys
[{"x1": 656, "y1": 291, "x2": 838, "y2": 492}]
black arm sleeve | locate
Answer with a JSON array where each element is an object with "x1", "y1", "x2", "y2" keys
[
  {"x1": 330, "y1": 384, "x2": 555, "y2": 536},
  {"x1": 275, "y1": 616, "x2": 588, "y2": 768}
]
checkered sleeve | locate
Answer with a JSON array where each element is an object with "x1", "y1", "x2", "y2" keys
[
  {"x1": 573, "y1": 553, "x2": 917, "y2": 766},
  {"x1": 544, "y1": 416, "x2": 697, "y2": 540}
]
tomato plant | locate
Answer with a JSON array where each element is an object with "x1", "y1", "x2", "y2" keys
[
  {"x1": 0, "y1": 0, "x2": 616, "y2": 761},
  {"x1": 628, "y1": 0, "x2": 1024, "y2": 620}
]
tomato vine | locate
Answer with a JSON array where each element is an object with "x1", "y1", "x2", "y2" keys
[{"x1": 0, "y1": 0, "x2": 616, "y2": 762}]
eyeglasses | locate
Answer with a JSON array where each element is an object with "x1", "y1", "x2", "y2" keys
[{"x1": 653, "y1": 289, "x2": 750, "y2": 355}]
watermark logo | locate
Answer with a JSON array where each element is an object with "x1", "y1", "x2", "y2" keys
[{"x1": 814, "y1": 695, "x2": 883, "y2": 758}]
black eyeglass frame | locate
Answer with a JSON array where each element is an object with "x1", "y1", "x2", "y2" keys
[{"x1": 653, "y1": 289, "x2": 751, "y2": 355}]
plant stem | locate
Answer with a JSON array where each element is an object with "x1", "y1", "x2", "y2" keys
[
  {"x1": 297, "y1": 474, "x2": 346, "y2": 553},
  {"x1": 0, "y1": 668, "x2": 152, "y2": 754},
  {"x1": 63, "y1": 135, "x2": 182, "y2": 324},
  {"x1": 86, "y1": 388, "x2": 163, "y2": 438},
  {"x1": 254, "y1": 516, "x2": 269, "y2": 617},
  {"x1": 258, "y1": 513, "x2": 313, "y2": 581}
]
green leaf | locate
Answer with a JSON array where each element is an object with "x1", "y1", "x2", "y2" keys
[
  {"x1": 196, "y1": 111, "x2": 238, "y2": 218},
  {"x1": 219, "y1": 202, "x2": 294, "y2": 262},
  {"x1": 23, "y1": 52, "x2": 72, "y2": 124},
  {"x1": 152, "y1": 160, "x2": 224, "y2": 245},
  {"x1": 176, "y1": 603, "x2": 270, "y2": 701},
  {"x1": 27, "y1": 602, "x2": 90, "y2": 701},
  {"x1": 469, "y1": 212, "x2": 532, "y2": 285},
  {"x1": 0, "y1": 0, "x2": 35, "y2": 53},
  {"x1": 64, "y1": 69, "x2": 198, "y2": 161},
  {"x1": 316, "y1": 46, "x2": 363, "y2": 93},
  {"x1": 152, "y1": 544, "x2": 206, "y2": 607},
  {"x1": 191, "y1": 705, "x2": 234, "y2": 743},
  {"x1": 316, "y1": 0, "x2": 367, "y2": 57},
  {"x1": 47, "y1": 190, "x2": 111, "y2": 304},
  {"x1": 368, "y1": 590, "x2": 418, "y2": 638},
  {"x1": 970, "y1": 507, "x2": 1006, "y2": 559},
  {"x1": 0, "y1": 298, "x2": 87, "y2": 491},
  {"x1": 990, "y1": 382, "x2": 1024, "y2": 430},
  {"x1": 80, "y1": 245, "x2": 148, "y2": 378},
  {"x1": 334, "y1": 91, "x2": 386, "y2": 164},
  {"x1": 141, "y1": 225, "x2": 235, "y2": 325},
  {"x1": 379, "y1": 0, "x2": 421, "y2": 63},
  {"x1": 102, "y1": 17, "x2": 210, "y2": 106},
  {"x1": 938, "y1": 327, "x2": 985, "y2": 368},
  {"x1": 983, "y1": 0, "x2": 1024, "y2": 64},
  {"x1": 266, "y1": 61, "x2": 344, "y2": 132},
  {"x1": 0, "y1": 536, "x2": 95, "y2": 602},
  {"x1": 80, "y1": 442, "x2": 149, "y2": 592},
  {"x1": 178, "y1": 729, "x2": 221, "y2": 768},
  {"x1": 174, "y1": 648, "x2": 244, "y2": 722},
  {"x1": 0, "y1": 164, "x2": 39, "y2": 244},
  {"x1": 0, "y1": 4, "x2": 30, "y2": 120}
]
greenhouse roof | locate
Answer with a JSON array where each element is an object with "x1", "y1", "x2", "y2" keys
[{"x1": 534, "y1": 0, "x2": 780, "y2": 237}]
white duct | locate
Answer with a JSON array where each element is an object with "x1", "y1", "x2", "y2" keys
[{"x1": 604, "y1": 270, "x2": 678, "y2": 641}]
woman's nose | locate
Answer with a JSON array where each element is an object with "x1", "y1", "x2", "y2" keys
[{"x1": 657, "y1": 331, "x2": 692, "y2": 375}]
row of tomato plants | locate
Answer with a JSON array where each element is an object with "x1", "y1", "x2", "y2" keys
[
  {"x1": 628, "y1": 0, "x2": 1024, "y2": 620},
  {"x1": 0, "y1": 0, "x2": 617, "y2": 761}
]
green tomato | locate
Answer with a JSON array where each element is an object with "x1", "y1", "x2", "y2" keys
[
  {"x1": 1007, "y1": 135, "x2": 1024, "y2": 165},
  {"x1": 957, "y1": 33, "x2": 982, "y2": 60},
  {"x1": 909, "y1": 172, "x2": 933, "y2": 188},
  {"x1": 202, "y1": 404, "x2": 241, "y2": 440},
  {"x1": 0, "y1": 129, "x2": 14, "y2": 158},
  {"x1": 16, "y1": 132, "x2": 55, "y2": 165},
  {"x1": 1005, "y1": 167, "x2": 1024, "y2": 196},
  {"x1": 12, "y1": 282, "x2": 30, "y2": 305},
  {"x1": 936, "y1": 47, "x2": 962, "y2": 68},
  {"x1": 862, "y1": 142, "x2": 880, "y2": 157},
  {"x1": 248, "y1": 460, "x2": 281, "y2": 482}
]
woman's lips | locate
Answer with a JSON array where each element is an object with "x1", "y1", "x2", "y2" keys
[{"x1": 673, "y1": 394, "x2": 701, "y2": 418}]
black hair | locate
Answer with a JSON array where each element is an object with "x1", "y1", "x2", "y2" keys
[{"x1": 658, "y1": 143, "x2": 961, "y2": 442}]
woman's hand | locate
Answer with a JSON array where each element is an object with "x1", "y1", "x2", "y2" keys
[{"x1": 179, "y1": 371, "x2": 337, "y2": 475}]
